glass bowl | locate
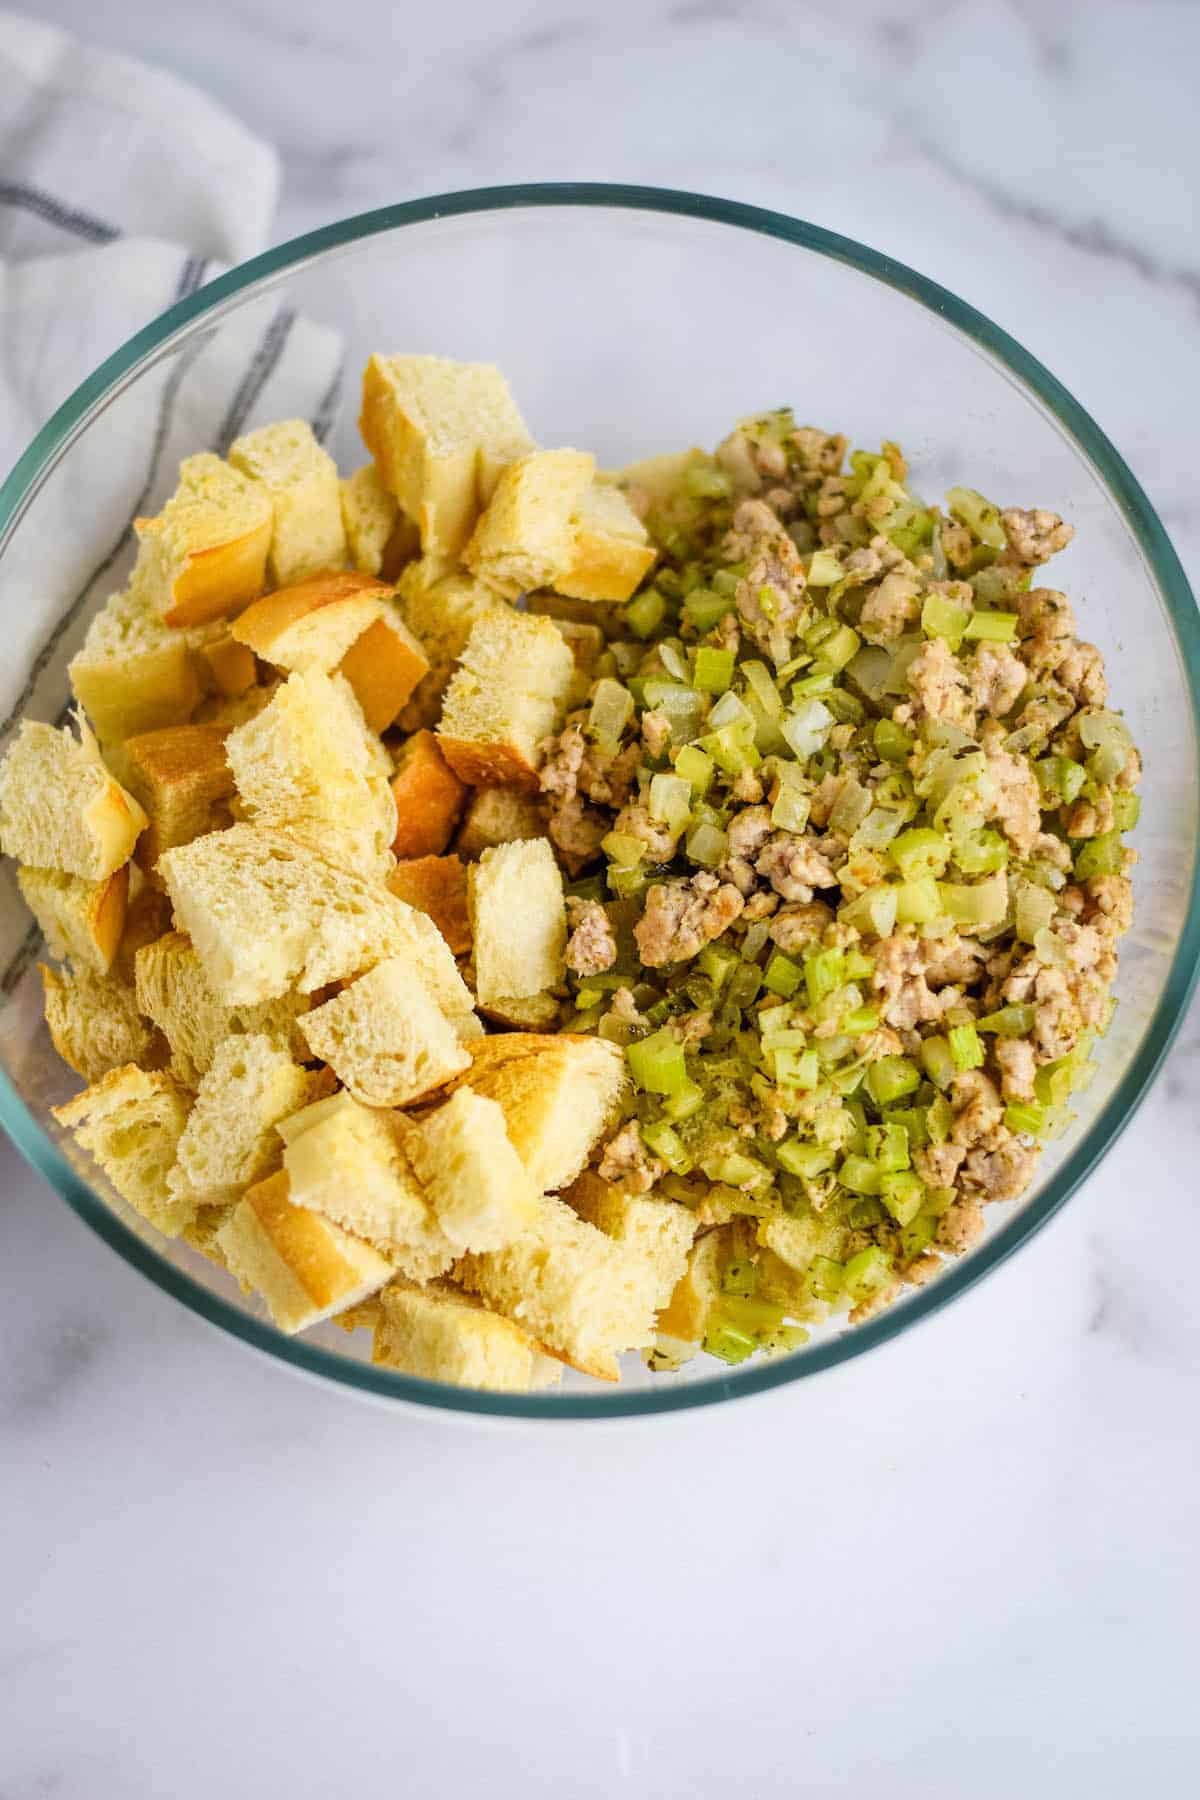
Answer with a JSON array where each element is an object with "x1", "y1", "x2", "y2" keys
[{"x1": 0, "y1": 184, "x2": 1196, "y2": 1421}]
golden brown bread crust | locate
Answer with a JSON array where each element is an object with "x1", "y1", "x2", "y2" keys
[
  {"x1": 122, "y1": 723, "x2": 235, "y2": 877},
  {"x1": 231, "y1": 570, "x2": 392, "y2": 654},
  {"x1": 389, "y1": 730, "x2": 467, "y2": 858},
  {"x1": 386, "y1": 854, "x2": 471, "y2": 954},
  {"x1": 337, "y1": 614, "x2": 428, "y2": 733},
  {"x1": 437, "y1": 736, "x2": 542, "y2": 792}
]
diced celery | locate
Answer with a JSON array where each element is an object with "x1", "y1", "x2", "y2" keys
[
  {"x1": 1112, "y1": 791, "x2": 1141, "y2": 831},
  {"x1": 894, "y1": 875, "x2": 943, "y2": 924},
  {"x1": 692, "y1": 646, "x2": 735, "y2": 694},
  {"x1": 727, "y1": 963, "x2": 762, "y2": 1009},
  {"x1": 791, "y1": 669, "x2": 837, "y2": 698},
  {"x1": 1074, "y1": 832, "x2": 1125, "y2": 880},
  {"x1": 839, "y1": 887, "x2": 898, "y2": 939},
  {"x1": 807, "y1": 549, "x2": 843, "y2": 585},
  {"x1": 821, "y1": 624, "x2": 861, "y2": 671},
  {"x1": 938, "y1": 869, "x2": 1008, "y2": 929},
  {"x1": 1079, "y1": 709, "x2": 1132, "y2": 756},
  {"x1": 649, "y1": 772, "x2": 693, "y2": 834},
  {"x1": 721, "y1": 1258, "x2": 758, "y2": 1298},
  {"x1": 1015, "y1": 880, "x2": 1056, "y2": 944},
  {"x1": 808, "y1": 1255, "x2": 844, "y2": 1301},
  {"x1": 587, "y1": 677, "x2": 634, "y2": 752},
  {"x1": 781, "y1": 700, "x2": 834, "y2": 760},
  {"x1": 708, "y1": 690, "x2": 751, "y2": 732},
  {"x1": 953, "y1": 829, "x2": 1009, "y2": 875},
  {"x1": 743, "y1": 920, "x2": 771, "y2": 961},
  {"x1": 626, "y1": 588, "x2": 667, "y2": 639},
  {"x1": 867, "y1": 1121, "x2": 910, "y2": 1172},
  {"x1": 659, "y1": 640, "x2": 690, "y2": 683},
  {"x1": 763, "y1": 952, "x2": 803, "y2": 998},
  {"x1": 927, "y1": 1093, "x2": 953, "y2": 1143},
  {"x1": 1004, "y1": 1101, "x2": 1046, "y2": 1137},
  {"x1": 900, "y1": 1210, "x2": 938, "y2": 1259},
  {"x1": 627, "y1": 1029, "x2": 688, "y2": 1095},
  {"x1": 946, "y1": 486, "x2": 1007, "y2": 550},
  {"x1": 774, "y1": 1048, "x2": 819, "y2": 1090},
  {"x1": 741, "y1": 660, "x2": 784, "y2": 719},
  {"x1": 977, "y1": 1004, "x2": 1035, "y2": 1036},
  {"x1": 890, "y1": 826, "x2": 951, "y2": 881},
  {"x1": 963, "y1": 609, "x2": 1018, "y2": 643},
  {"x1": 804, "y1": 949, "x2": 844, "y2": 1006},
  {"x1": 865, "y1": 1056, "x2": 921, "y2": 1106},
  {"x1": 882, "y1": 1104, "x2": 930, "y2": 1149},
  {"x1": 880, "y1": 1169, "x2": 924, "y2": 1225},
  {"x1": 602, "y1": 830, "x2": 647, "y2": 867},
  {"x1": 829, "y1": 775, "x2": 872, "y2": 837},
  {"x1": 1034, "y1": 1056, "x2": 1078, "y2": 1107},
  {"x1": 775, "y1": 1140, "x2": 832, "y2": 1178},
  {"x1": 874, "y1": 718, "x2": 914, "y2": 766},
  {"x1": 574, "y1": 986, "x2": 605, "y2": 1011},
  {"x1": 842, "y1": 1245, "x2": 893, "y2": 1303},
  {"x1": 842, "y1": 1005, "x2": 880, "y2": 1034},
  {"x1": 922, "y1": 592, "x2": 970, "y2": 649},
  {"x1": 947, "y1": 1023, "x2": 984, "y2": 1071},
  {"x1": 772, "y1": 764, "x2": 811, "y2": 833},
  {"x1": 920, "y1": 1035, "x2": 957, "y2": 1090},
  {"x1": 642, "y1": 679, "x2": 707, "y2": 741},
  {"x1": 675, "y1": 744, "x2": 714, "y2": 794},
  {"x1": 700, "y1": 723, "x2": 761, "y2": 776},
  {"x1": 838, "y1": 1154, "x2": 882, "y2": 1196},
  {"x1": 851, "y1": 808, "x2": 904, "y2": 854},
  {"x1": 703, "y1": 1323, "x2": 756, "y2": 1364},
  {"x1": 664, "y1": 1079, "x2": 705, "y2": 1121},
  {"x1": 682, "y1": 587, "x2": 735, "y2": 633},
  {"x1": 685, "y1": 820, "x2": 729, "y2": 867},
  {"x1": 607, "y1": 864, "x2": 649, "y2": 900},
  {"x1": 703, "y1": 1151, "x2": 771, "y2": 1188},
  {"x1": 684, "y1": 463, "x2": 733, "y2": 499},
  {"x1": 698, "y1": 943, "x2": 740, "y2": 989},
  {"x1": 640, "y1": 1120, "x2": 692, "y2": 1171},
  {"x1": 842, "y1": 949, "x2": 875, "y2": 981},
  {"x1": 1035, "y1": 755, "x2": 1087, "y2": 806}
]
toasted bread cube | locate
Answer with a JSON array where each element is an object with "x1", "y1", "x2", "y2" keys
[
  {"x1": 359, "y1": 354, "x2": 534, "y2": 559},
  {"x1": 228, "y1": 419, "x2": 346, "y2": 586},
  {"x1": 159, "y1": 824, "x2": 456, "y2": 1006},
  {"x1": 389, "y1": 730, "x2": 467, "y2": 860},
  {"x1": 168, "y1": 1033, "x2": 318, "y2": 1210},
  {"x1": 477, "y1": 991, "x2": 563, "y2": 1031},
  {"x1": 454, "y1": 787, "x2": 547, "y2": 861},
  {"x1": 197, "y1": 631, "x2": 257, "y2": 698},
  {"x1": 69, "y1": 574, "x2": 208, "y2": 743},
  {"x1": 53, "y1": 1064, "x2": 194, "y2": 1236},
  {"x1": 464, "y1": 450, "x2": 595, "y2": 599},
  {"x1": 386, "y1": 854, "x2": 471, "y2": 954},
  {"x1": 40, "y1": 963, "x2": 164, "y2": 1083},
  {"x1": 565, "y1": 1172, "x2": 698, "y2": 1311},
  {"x1": 217, "y1": 1169, "x2": 395, "y2": 1334},
  {"x1": 458, "y1": 1194, "x2": 660, "y2": 1381},
  {"x1": 113, "y1": 881, "x2": 175, "y2": 983},
  {"x1": 298, "y1": 955, "x2": 472, "y2": 1108},
  {"x1": 557, "y1": 482, "x2": 657, "y2": 603},
  {"x1": 405, "y1": 1087, "x2": 537, "y2": 1253},
  {"x1": 134, "y1": 929, "x2": 311, "y2": 1084},
  {"x1": 340, "y1": 463, "x2": 401, "y2": 576},
  {"x1": 468, "y1": 838, "x2": 565, "y2": 1004},
  {"x1": 437, "y1": 609, "x2": 573, "y2": 791},
  {"x1": 133, "y1": 453, "x2": 272, "y2": 627},
  {"x1": 0, "y1": 717, "x2": 147, "y2": 880},
  {"x1": 224, "y1": 670, "x2": 396, "y2": 876},
  {"x1": 446, "y1": 1033, "x2": 625, "y2": 1193},
  {"x1": 395, "y1": 564, "x2": 505, "y2": 731},
  {"x1": 372, "y1": 1282, "x2": 561, "y2": 1392},
  {"x1": 121, "y1": 723, "x2": 234, "y2": 875},
  {"x1": 19, "y1": 863, "x2": 128, "y2": 975},
  {"x1": 280, "y1": 1090, "x2": 454, "y2": 1281},
  {"x1": 657, "y1": 1226, "x2": 729, "y2": 1343},
  {"x1": 232, "y1": 571, "x2": 428, "y2": 733}
]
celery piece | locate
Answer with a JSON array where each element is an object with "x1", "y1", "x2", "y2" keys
[
  {"x1": 953, "y1": 829, "x2": 1009, "y2": 875},
  {"x1": 894, "y1": 875, "x2": 943, "y2": 925},
  {"x1": 851, "y1": 808, "x2": 904, "y2": 854},
  {"x1": 602, "y1": 830, "x2": 647, "y2": 867},
  {"x1": 920, "y1": 1035, "x2": 957, "y2": 1090},
  {"x1": 867, "y1": 1121, "x2": 910, "y2": 1172},
  {"x1": 821, "y1": 624, "x2": 861, "y2": 671},
  {"x1": 626, "y1": 588, "x2": 667, "y2": 639},
  {"x1": 1015, "y1": 880, "x2": 1056, "y2": 944},
  {"x1": 882, "y1": 1104, "x2": 930, "y2": 1149},
  {"x1": 663, "y1": 1079, "x2": 705, "y2": 1122},
  {"x1": 808, "y1": 1255, "x2": 844, "y2": 1301},
  {"x1": 627, "y1": 1029, "x2": 688, "y2": 1095},
  {"x1": 1088, "y1": 743, "x2": 1128, "y2": 786},
  {"x1": 1034, "y1": 1056, "x2": 1077, "y2": 1108},
  {"x1": 588, "y1": 677, "x2": 634, "y2": 751},
  {"x1": 838, "y1": 1154, "x2": 882, "y2": 1196},
  {"x1": 843, "y1": 1005, "x2": 880, "y2": 1034},
  {"x1": 947, "y1": 1023, "x2": 984, "y2": 1071},
  {"x1": 874, "y1": 718, "x2": 915, "y2": 766},
  {"x1": 900, "y1": 1210, "x2": 938, "y2": 1260},
  {"x1": 926, "y1": 1093, "x2": 953, "y2": 1145},
  {"x1": 1074, "y1": 832, "x2": 1125, "y2": 880},
  {"x1": 675, "y1": 744, "x2": 714, "y2": 794},
  {"x1": 684, "y1": 463, "x2": 733, "y2": 500},
  {"x1": 829, "y1": 775, "x2": 872, "y2": 837},
  {"x1": 1004, "y1": 1101, "x2": 1046, "y2": 1137},
  {"x1": 698, "y1": 943, "x2": 740, "y2": 990},
  {"x1": 703, "y1": 1323, "x2": 756, "y2": 1365},
  {"x1": 791, "y1": 669, "x2": 836, "y2": 698},
  {"x1": 708, "y1": 690, "x2": 752, "y2": 733},
  {"x1": 775, "y1": 1140, "x2": 832, "y2": 1179},
  {"x1": 682, "y1": 587, "x2": 735, "y2": 634},
  {"x1": 649, "y1": 772, "x2": 693, "y2": 834},
  {"x1": 946, "y1": 486, "x2": 1007, "y2": 551},
  {"x1": 880, "y1": 1169, "x2": 924, "y2": 1226},
  {"x1": 658, "y1": 640, "x2": 690, "y2": 683},
  {"x1": 804, "y1": 948, "x2": 844, "y2": 1006},
  {"x1": 771, "y1": 765, "x2": 811, "y2": 833},
  {"x1": 865, "y1": 1055, "x2": 921, "y2": 1106},
  {"x1": 842, "y1": 949, "x2": 875, "y2": 981},
  {"x1": 807, "y1": 549, "x2": 843, "y2": 586},
  {"x1": 781, "y1": 699, "x2": 834, "y2": 760},
  {"x1": 642, "y1": 679, "x2": 707, "y2": 743},
  {"x1": 574, "y1": 986, "x2": 607, "y2": 1011},
  {"x1": 727, "y1": 962, "x2": 762, "y2": 1009},
  {"x1": 742, "y1": 921, "x2": 771, "y2": 961},
  {"x1": 763, "y1": 951, "x2": 803, "y2": 999},
  {"x1": 839, "y1": 887, "x2": 898, "y2": 939},
  {"x1": 607, "y1": 864, "x2": 649, "y2": 900},
  {"x1": 721, "y1": 1295, "x2": 787, "y2": 1337},
  {"x1": 685, "y1": 820, "x2": 729, "y2": 868},
  {"x1": 703, "y1": 1151, "x2": 771, "y2": 1188},
  {"x1": 741, "y1": 659, "x2": 784, "y2": 719},
  {"x1": 1079, "y1": 708, "x2": 1132, "y2": 756},
  {"x1": 1035, "y1": 754, "x2": 1088, "y2": 807},
  {"x1": 939, "y1": 869, "x2": 1008, "y2": 929},
  {"x1": 842, "y1": 1245, "x2": 894, "y2": 1303},
  {"x1": 700, "y1": 723, "x2": 761, "y2": 776},
  {"x1": 641, "y1": 1120, "x2": 692, "y2": 1171},
  {"x1": 1112, "y1": 791, "x2": 1141, "y2": 831},
  {"x1": 977, "y1": 1003, "x2": 1035, "y2": 1036},
  {"x1": 963, "y1": 609, "x2": 1019, "y2": 644},
  {"x1": 774, "y1": 1048, "x2": 819, "y2": 1090},
  {"x1": 921, "y1": 592, "x2": 970, "y2": 650},
  {"x1": 890, "y1": 826, "x2": 950, "y2": 881},
  {"x1": 712, "y1": 568, "x2": 743, "y2": 597},
  {"x1": 721, "y1": 1258, "x2": 759, "y2": 1298},
  {"x1": 692, "y1": 646, "x2": 735, "y2": 694}
]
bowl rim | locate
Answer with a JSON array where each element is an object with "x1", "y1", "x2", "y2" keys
[{"x1": 1, "y1": 180, "x2": 1197, "y2": 1420}]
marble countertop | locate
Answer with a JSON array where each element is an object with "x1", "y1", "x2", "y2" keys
[{"x1": 3, "y1": 1, "x2": 1198, "y2": 1794}]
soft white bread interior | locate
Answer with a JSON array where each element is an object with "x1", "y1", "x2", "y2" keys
[
  {"x1": 463, "y1": 449, "x2": 595, "y2": 599},
  {"x1": 167, "y1": 1031, "x2": 318, "y2": 1209},
  {"x1": 216, "y1": 1168, "x2": 395, "y2": 1335},
  {"x1": 298, "y1": 955, "x2": 472, "y2": 1108},
  {"x1": 389, "y1": 729, "x2": 467, "y2": 860},
  {"x1": 223, "y1": 670, "x2": 396, "y2": 876},
  {"x1": 132, "y1": 452, "x2": 273, "y2": 627},
  {"x1": 40, "y1": 962, "x2": 165, "y2": 1083},
  {"x1": 564, "y1": 1171, "x2": 698, "y2": 1311},
  {"x1": 456, "y1": 1193, "x2": 661, "y2": 1381},
  {"x1": 228, "y1": 418, "x2": 346, "y2": 586},
  {"x1": 340, "y1": 463, "x2": 401, "y2": 575},
  {"x1": 394, "y1": 564, "x2": 504, "y2": 731},
  {"x1": 53, "y1": 1063, "x2": 195, "y2": 1236},
  {"x1": 279, "y1": 1090, "x2": 454, "y2": 1282},
  {"x1": 556, "y1": 481, "x2": 657, "y2": 603},
  {"x1": 404, "y1": 1087, "x2": 538, "y2": 1253},
  {"x1": 445, "y1": 1032, "x2": 625, "y2": 1193},
  {"x1": 158, "y1": 824, "x2": 447, "y2": 1005},
  {"x1": 454, "y1": 785, "x2": 547, "y2": 860},
  {"x1": 18, "y1": 863, "x2": 128, "y2": 975},
  {"x1": 359, "y1": 354, "x2": 533, "y2": 559},
  {"x1": 467, "y1": 837, "x2": 565, "y2": 1004},
  {"x1": 371, "y1": 1281, "x2": 561, "y2": 1392},
  {"x1": 437, "y1": 608, "x2": 573, "y2": 791},
  {"x1": 133, "y1": 929, "x2": 311, "y2": 1084},
  {"x1": 68, "y1": 572, "x2": 211, "y2": 743},
  {"x1": 0, "y1": 716, "x2": 147, "y2": 880}
]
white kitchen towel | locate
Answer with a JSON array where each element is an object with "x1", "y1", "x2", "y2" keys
[{"x1": 0, "y1": 9, "x2": 344, "y2": 987}]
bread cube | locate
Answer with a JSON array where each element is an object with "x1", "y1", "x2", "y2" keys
[
  {"x1": 476, "y1": 990, "x2": 563, "y2": 1031},
  {"x1": 405, "y1": 1087, "x2": 537, "y2": 1254},
  {"x1": 557, "y1": 482, "x2": 657, "y2": 603},
  {"x1": 40, "y1": 963, "x2": 164, "y2": 1083},
  {"x1": 232, "y1": 570, "x2": 428, "y2": 732},
  {"x1": 53, "y1": 1063, "x2": 194, "y2": 1236},
  {"x1": 18, "y1": 863, "x2": 128, "y2": 974},
  {"x1": 280, "y1": 1090, "x2": 454, "y2": 1282},
  {"x1": 464, "y1": 449, "x2": 595, "y2": 598},
  {"x1": 657, "y1": 1226, "x2": 729, "y2": 1343},
  {"x1": 196, "y1": 631, "x2": 257, "y2": 699},
  {"x1": 437, "y1": 609, "x2": 573, "y2": 790},
  {"x1": 359, "y1": 354, "x2": 533, "y2": 559},
  {"x1": 69, "y1": 573, "x2": 210, "y2": 743},
  {"x1": 371, "y1": 1282, "x2": 561, "y2": 1392},
  {"x1": 228, "y1": 418, "x2": 346, "y2": 586},
  {"x1": 395, "y1": 564, "x2": 505, "y2": 731},
  {"x1": 0, "y1": 716, "x2": 147, "y2": 880},
  {"x1": 224, "y1": 670, "x2": 396, "y2": 876},
  {"x1": 386, "y1": 854, "x2": 471, "y2": 954},
  {"x1": 132, "y1": 452, "x2": 272, "y2": 627},
  {"x1": 216, "y1": 1169, "x2": 395, "y2": 1334},
  {"x1": 134, "y1": 929, "x2": 311, "y2": 1084},
  {"x1": 447, "y1": 1033, "x2": 625, "y2": 1193},
  {"x1": 298, "y1": 955, "x2": 472, "y2": 1108},
  {"x1": 168, "y1": 1032, "x2": 318, "y2": 1209},
  {"x1": 340, "y1": 463, "x2": 402, "y2": 576},
  {"x1": 565, "y1": 1172, "x2": 697, "y2": 1311},
  {"x1": 454, "y1": 786, "x2": 547, "y2": 860},
  {"x1": 468, "y1": 838, "x2": 565, "y2": 1004},
  {"x1": 121, "y1": 723, "x2": 234, "y2": 874},
  {"x1": 457, "y1": 1194, "x2": 661, "y2": 1381},
  {"x1": 389, "y1": 730, "x2": 467, "y2": 860}
]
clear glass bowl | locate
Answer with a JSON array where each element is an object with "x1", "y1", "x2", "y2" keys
[{"x1": 0, "y1": 184, "x2": 1196, "y2": 1420}]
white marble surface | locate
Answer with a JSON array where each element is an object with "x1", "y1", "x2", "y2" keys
[{"x1": 3, "y1": 1, "x2": 1199, "y2": 1794}]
